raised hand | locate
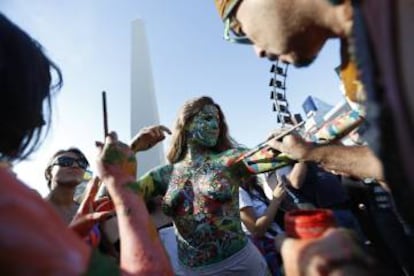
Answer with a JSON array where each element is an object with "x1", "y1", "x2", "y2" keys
[
  {"x1": 272, "y1": 174, "x2": 287, "y2": 200},
  {"x1": 130, "y1": 125, "x2": 171, "y2": 152},
  {"x1": 70, "y1": 177, "x2": 114, "y2": 239},
  {"x1": 267, "y1": 133, "x2": 312, "y2": 161},
  {"x1": 74, "y1": 177, "x2": 101, "y2": 218},
  {"x1": 96, "y1": 131, "x2": 137, "y2": 182}
]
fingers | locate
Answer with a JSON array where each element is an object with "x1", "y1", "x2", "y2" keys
[
  {"x1": 106, "y1": 131, "x2": 118, "y2": 144},
  {"x1": 86, "y1": 177, "x2": 100, "y2": 198},
  {"x1": 76, "y1": 177, "x2": 101, "y2": 216},
  {"x1": 96, "y1": 131, "x2": 118, "y2": 150},
  {"x1": 267, "y1": 138, "x2": 283, "y2": 152},
  {"x1": 130, "y1": 125, "x2": 171, "y2": 151},
  {"x1": 159, "y1": 125, "x2": 172, "y2": 135},
  {"x1": 152, "y1": 125, "x2": 170, "y2": 137},
  {"x1": 151, "y1": 125, "x2": 171, "y2": 141},
  {"x1": 85, "y1": 210, "x2": 115, "y2": 222}
]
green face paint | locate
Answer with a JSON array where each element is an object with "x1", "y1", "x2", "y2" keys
[{"x1": 187, "y1": 105, "x2": 220, "y2": 147}]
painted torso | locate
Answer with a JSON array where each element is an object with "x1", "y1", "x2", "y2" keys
[{"x1": 137, "y1": 148, "x2": 250, "y2": 267}]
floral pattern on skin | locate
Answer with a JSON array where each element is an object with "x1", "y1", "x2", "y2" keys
[
  {"x1": 132, "y1": 105, "x2": 290, "y2": 267},
  {"x1": 135, "y1": 148, "x2": 253, "y2": 267},
  {"x1": 133, "y1": 147, "x2": 293, "y2": 267}
]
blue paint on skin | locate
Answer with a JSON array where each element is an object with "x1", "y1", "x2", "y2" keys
[{"x1": 187, "y1": 105, "x2": 220, "y2": 147}]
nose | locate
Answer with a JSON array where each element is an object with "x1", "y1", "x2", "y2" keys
[
  {"x1": 253, "y1": 45, "x2": 266, "y2": 58},
  {"x1": 253, "y1": 45, "x2": 279, "y2": 61}
]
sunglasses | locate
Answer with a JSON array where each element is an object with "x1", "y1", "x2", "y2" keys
[
  {"x1": 223, "y1": 18, "x2": 252, "y2": 45},
  {"x1": 52, "y1": 156, "x2": 88, "y2": 170}
]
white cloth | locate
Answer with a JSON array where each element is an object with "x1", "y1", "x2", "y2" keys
[
  {"x1": 239, "y1": 187, "x2": 282, "y2": 239},
  {"x1": 158, "y1": 225, "x2": 185, "y2": 276},
  {"x1": 178, "y1": 240, "x2": 268, "y2": 276}
]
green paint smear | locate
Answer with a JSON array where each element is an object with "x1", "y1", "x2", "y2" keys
[{"x1": 103, "y1": 147, "x2": 124, "y2": 165}]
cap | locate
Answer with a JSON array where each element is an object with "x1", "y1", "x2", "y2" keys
[{"x1": 214, "y1": 0, "x2": 242, "y2": 20}]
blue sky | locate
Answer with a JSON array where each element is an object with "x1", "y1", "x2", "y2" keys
[{"x1": 1, "y1": 1, "x2": 343, "y2": 195}]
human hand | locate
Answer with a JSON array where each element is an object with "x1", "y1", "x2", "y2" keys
[
  {"x1": 96, "y1": 131, "x2": 137, "y2": 183},
  {"x1": 267, "y1": 133, "x2": 312, "y2": 161},
  {"x1": 130, "y1": 125, "x2": 171, "y2": 152},
  {"x1": 275, "y1": 228, "x2": 374, "y2": 276},
  {"x1": 70, "y1": 177, "x2": 115, "y2": 238},
  {"x1": 69, "y1": 210, "x2": 114, "y2": 239},
  {"x1": 272, "y1": 175, "x2": 287, "y2": 200},
  {"x1": 74, "y1": 176, "x2": 101, "y2": 218}
]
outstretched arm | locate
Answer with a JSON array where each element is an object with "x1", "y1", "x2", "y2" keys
[
  {"x1": 267, "y1": 133, "x2": 384, "y2": 182},
  {"x1": 130, "y1": 125, "x2": 171, "y2": 152}
]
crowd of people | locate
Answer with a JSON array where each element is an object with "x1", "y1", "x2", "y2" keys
[{"x1": 1, "y1": 0, "x2": 414, "y2": 274}]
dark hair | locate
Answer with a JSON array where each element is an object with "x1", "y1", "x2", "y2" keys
[
  {"x1": 0, "y1": 13, "x2": 62, "y2": 161},
  {"x1": 167, "y1": 96, "x2": 235, "y2": 163},
  {"x1": 243, "y1": 175, "x2": 270, "y2": 205},
  {"x1": 44, "y1": 147, "x2": 89, "y2": 189}
]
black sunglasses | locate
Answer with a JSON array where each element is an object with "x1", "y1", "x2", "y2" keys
[{"x1": 52, "y1": 156, "x2": 88, "y2": 170}]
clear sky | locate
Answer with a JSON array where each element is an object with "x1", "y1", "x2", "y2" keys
[{"x1": 1, "y1": 1, "x2": 344, "y2": 196}]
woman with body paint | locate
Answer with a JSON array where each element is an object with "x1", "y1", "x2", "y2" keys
[
  {"x1": 130, "y1": 96, "x2": 288, "y2": 275},
  {"x1": 0, "y1": 13, "x2": 172, "y2": 275}
]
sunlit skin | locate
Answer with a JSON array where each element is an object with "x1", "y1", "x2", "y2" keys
[
  {"x1": 234, "y1": 0, "x2": 344, "y2": 67},
  {"x1": 276, "y1": 228, "x2": 375, "y2": 275},
  {"x1": 96, "y1": 132, "x2": 174, "y2": 275},
  {"x1": 0, "y1": 131, "x2": 174, "y2": 275},
  {"x1": 130, "y1": 104, "x2": 288, "y2": 268},
  {"x1": 46, "y1": 152, "x2": 87, "y2": 224}
]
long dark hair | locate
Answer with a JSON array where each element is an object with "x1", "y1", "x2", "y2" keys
[
  {"x1": 0, "y1": 13, "x2": 62, "y2": 161},
  {"x1": 243, "y1": 175, "x2": 270, "y2": 205}
]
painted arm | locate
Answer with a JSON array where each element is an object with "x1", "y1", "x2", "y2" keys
[
  {"x1": 96, "y1": 132, "x2": 173, "y2": 275},
  {"x1": 240, "y1": 182, "x2": 285, "y2": 237},
  {"x1": 128, "y1": 165, "x2": 172, "y2": 200},
  {"x1": 237, "y1": 144, "x2": 294, "y2": 174},
  {"x1": 268, "y1": 133, "x2": 384, "y2": 182}
]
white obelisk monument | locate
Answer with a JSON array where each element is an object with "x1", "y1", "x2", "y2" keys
[{"x1": 131, "y1": 19, "x2": 165, "y2": 177}]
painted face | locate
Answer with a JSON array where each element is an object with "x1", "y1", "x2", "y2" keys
[
  {"x1": 235, "y1": 0, "x2": 330, "y2": 67},
  {"x1": 187, "y1": 105, "x2": 220, "y2": 147}
]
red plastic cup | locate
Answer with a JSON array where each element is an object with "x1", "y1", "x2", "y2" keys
[{"x1": 285, "y1": 209, "x2": 336, "y2": 239}]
